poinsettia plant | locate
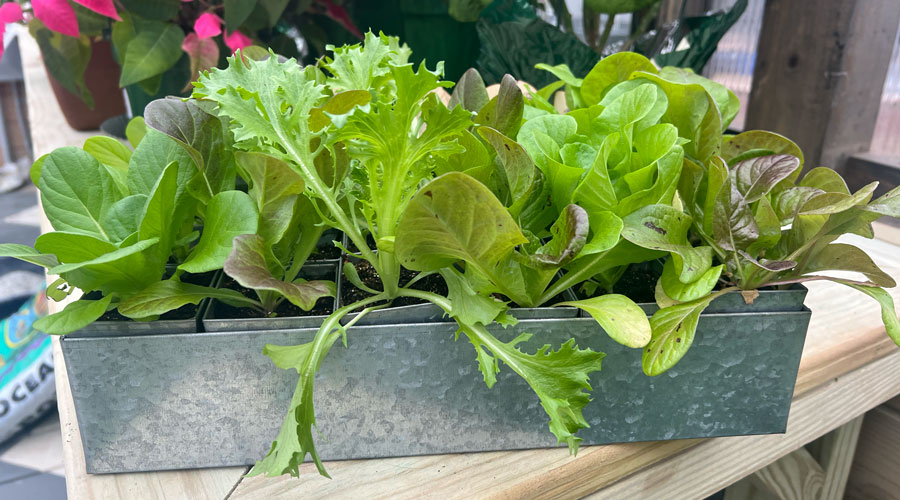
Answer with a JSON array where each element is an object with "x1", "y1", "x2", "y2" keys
[{"x1": 1, "y1": 0, "x2": 361, "y2": 108}]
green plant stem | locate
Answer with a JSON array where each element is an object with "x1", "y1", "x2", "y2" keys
[
  {"x1": 597, "y1": 13, "x2": 616, "y2": 53},
  {"x1": 537, "y1": 250, "x2": 612, "y2": 306},
  {"x1": 273, "y1": 126, "x2": 377, "y2": 268},
  {"x1": 285, "y1": 224, "x2": 326, "y2": 283}
]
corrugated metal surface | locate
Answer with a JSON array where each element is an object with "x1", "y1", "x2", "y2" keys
[
  {"x1": 702, "y1": 0, "x2": 764, "y2": 131},
  {"x1": 870, "y1": 23, "x2": 900, "y2": 155}
]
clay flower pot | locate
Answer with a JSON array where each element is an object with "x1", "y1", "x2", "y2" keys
[{"x1": 45, "y1": 40, "x2": 126, "y2": 131}]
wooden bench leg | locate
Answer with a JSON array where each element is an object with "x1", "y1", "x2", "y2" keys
[{"x1": 724, "y1": 415, "x2": 865, "y2": 500}]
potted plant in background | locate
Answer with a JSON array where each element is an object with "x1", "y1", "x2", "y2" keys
[{"x1": 0, "y1": 0, "x2": 362, "y2": 130}]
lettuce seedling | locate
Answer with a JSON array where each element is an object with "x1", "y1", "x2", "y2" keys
[
  {"x1": 640, "y1": 133, "x2": 900, "y2": 375},
  {"x1": 0, "y1": 106, "x2": 265, "y2": 332}
]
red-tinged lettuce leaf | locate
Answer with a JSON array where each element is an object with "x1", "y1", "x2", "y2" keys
[
  {"x1": 731, "y1": 154, "x2": 801, "y2": 203},
  {"x1": 527, "y1": 204, "x2": 588, "y2": 268},
  {"x1": 773, "y1": 186, "x2": 824, "y2": 224},
  {"x1": 478, "y1": 126, "x2": 538, "y2": 212},
  {"x1": 395, "y1": 172, "x2": 528, "y2": 273},
  {"x1": 449, "y1": 67, "x2": 490, "y2": 113},
  {"x1": 642, "y1": 289, "x2": 731, "y2": 376},
  {"x1": 712, "y1": 183, "x2": 759, "y2": 252},
  {"x1": 747, "y1": 196, "x2": 781, "y2": 255},
  {"x1": 118, "y1": 280, "x2": 259, "y2": 320},
  {"x1": 144, "y1": 98, "x2": 236, "y2": 204},
  {"x1": 800, "y1": 243, "x2": 896, "y2": 288},
  {"x1": 737, "y1": 250, "x2": 796, "y2": 272},
  {"x1": 224, "y1": 234, "x2": 335, "y2": 310},
  {"x1": 721, "y1": 130, "x2": 804, "y2": 169},
  {"x1": 475, "y1": 74, "x2": 524, "y2": 139},
  {"x1": 799, "y1": 182, "x2": 877, "y2": 216},
  {"x1": 558, "y1": 294, "x2": 650, "y2": 348},
  {"x1": 34, "y1": 295, "x2": 112, "y2": 335}
]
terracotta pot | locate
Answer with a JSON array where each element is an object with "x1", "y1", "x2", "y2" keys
[{"x1": 44, "y1": 40, "x2": 126, "y2": 131}]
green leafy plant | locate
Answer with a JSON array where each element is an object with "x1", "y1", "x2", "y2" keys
[
  {"x1": 647, "y1": 134, "x2": 900, "y2": 375},
  {"x1": 191, "y1": 33, "x2": 659, "y2": 477},
  {"x1": 0, "y1": 103, "x2": 262, "y2": 331}
]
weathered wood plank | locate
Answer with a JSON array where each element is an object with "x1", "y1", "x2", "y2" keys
[
  {"x1": 582, "y1": 351, "x2": 900, "y2": 500},
  {"x1": 846, "y1": 407, "x2": 900, "y2": 500},
  {"x1": 746, "y1": 0, "x2": 900, "y2": 169},
  {"x1": 752, "y1": 448, "x2": 824, "y2": 500},
  {"x1": 818, "y1": 415, "x2": 864, "y2": 499}
]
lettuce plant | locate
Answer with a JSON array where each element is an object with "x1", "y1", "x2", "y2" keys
[
  {"x1": 192, "y1": 33, "x2": 658, "y2": 477},
  {"x1": 142, "y1": 97, "x2": 335, "y2": 316},
  {"x1": 0, "y1": 105, "x2": 263, "y2": 331},
  {"x1": 537, "y1": 53, "x2": 900, "y2": 376},
  {"x1": 643, "y1": 132, "x2": 900, "y2": 375}
]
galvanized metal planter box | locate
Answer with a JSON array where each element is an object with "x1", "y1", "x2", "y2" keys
[{"x1": 60, "y1": 287, "x2": 810, "y2": 474}]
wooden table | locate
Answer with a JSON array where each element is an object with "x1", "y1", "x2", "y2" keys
[{"x1": 18, "y1": 30, "x2": 900, "y2": 500}]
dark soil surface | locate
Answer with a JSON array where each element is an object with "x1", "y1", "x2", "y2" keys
[
  {"x1": 340, "y1": 258, "x2": 449, "y2": 312},
  {"x1": 577, "y1": 261, "x2": 663, "y2": 303},
  {"x1": 493, "y1": 291, "x2": 572, "y2": 309},
  {"x1": 211, "y1": 275, "x2": 334, "y2": 319},
  {"x1": 310, "y1": 230, "x2": 343, "y2": 260},
  {"x1": 96, "y1": 271, "x2": 215, "y2": 321}
]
